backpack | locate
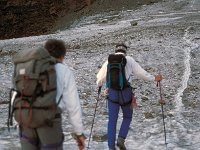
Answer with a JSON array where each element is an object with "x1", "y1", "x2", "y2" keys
[
  {"x1": 8, "y1": 47, "x2": 61, "y2": 128},
  {"x1": 106, "y1": 54, "x2": 127, "y2": 90},
  {"x1": 106, "y1": 54, "x2": 132, "y2": 105}
]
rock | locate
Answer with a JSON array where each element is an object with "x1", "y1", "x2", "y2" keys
[
  {"x1": 150, "y1": 0, "x2": 157, "y2": 3},
  {"x1": 92, "y1": 133, "x2": 107, "y2": 142},
  {"x1": 144, "y1": 112, "x2": 155, "y2": 119},
  {"x1": 141, "y1": 95, "x2": 149, "y2": 102},
  {"x1": 102, "y1": 111, "x2": 108, "y2": 115},
  {"x1": 130, "y1": 20, "x2": 138, "y2": 26},
  {"x1": 73, "y1": 44, "x2": 81, "y2": 49},
  {"x1": 167, "y1": 113, "x2": 174, "y2": 118}
]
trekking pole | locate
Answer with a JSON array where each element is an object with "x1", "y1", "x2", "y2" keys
[
  {"x1": 87, "y1": 86, "x2": 102, "y2": 150},
  {"x1": 7, "y1": 89, "x2": 12, "y2": 132},
  {"x1": 157, "y1": 81, "x2": 168, "y2": 149}
]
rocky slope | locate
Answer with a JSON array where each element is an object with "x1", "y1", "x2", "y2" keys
[
  {"x1": 0, "y1": 0, "x2": 93, "y2": 40},
  {"x1": 0, "y1": 0, "x2": 160, "y2": 40}
]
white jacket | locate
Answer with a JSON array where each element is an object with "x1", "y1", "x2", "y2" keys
[
  {"x1": 96, "y1": 52, "x2": 155, "y2": 87},
  {"x1": 55, "y1": 63, "x2": 83, "y2": 135}
]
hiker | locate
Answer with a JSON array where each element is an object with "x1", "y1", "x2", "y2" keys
[
  {"x1": 12, "y1": 39, "x2": 85, "y2": 150},
  {"x1": 96, "y1": 43, "x2": 162, "y2": 150}
]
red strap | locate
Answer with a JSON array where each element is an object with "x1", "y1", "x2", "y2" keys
[
  {"x1": 26, "y1": 107, "x2": 33, "y2": 128},
  {"x1": 18, "y1": 90, "x2": 24, "y2": 126}
]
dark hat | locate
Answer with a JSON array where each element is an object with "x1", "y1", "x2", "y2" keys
[{"x1": 115, "y1": 43, "x2": 128, "y2": 54}]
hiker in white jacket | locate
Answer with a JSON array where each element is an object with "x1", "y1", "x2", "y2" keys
[
  {"x1": 96, "y1": 43, "x2": 162, "y2": 150},
  {"x1": 18, "y1": 39, "x2": 85, "y2": 150},
  {"x1": 45, "y1": 39, "x2": 85, "y2": 150}
]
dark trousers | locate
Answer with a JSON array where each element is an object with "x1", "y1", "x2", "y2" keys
[
  {"x1": 19, "y1": 117, "x2": 64, "y2": 150},
  {"x1": 107, "y1": 100, "x2": 133, "y2": 149}
]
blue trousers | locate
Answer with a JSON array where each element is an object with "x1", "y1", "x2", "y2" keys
[{"x1": 107, "y1": 100, "x2": 133, "y2": 148}]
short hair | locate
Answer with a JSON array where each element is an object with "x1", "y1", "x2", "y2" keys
[
  {"x1": 44, "y1": 39, "x2": 66, "y2": 58},
  {"x1": 115, "y1": 43, "x2": 127, "y2": 54}
]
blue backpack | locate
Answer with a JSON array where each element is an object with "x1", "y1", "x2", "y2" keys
[
  {"x1": 106, "y1": 54, "x2": 132, "y2": 105},
  {"x1": 106, "y1": 54, "x2": 127, "y2": 90}
]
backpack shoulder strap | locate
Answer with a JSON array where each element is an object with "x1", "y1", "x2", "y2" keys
[{"x1": 56, "y1": 95, "x2": 63, "y2": 106}]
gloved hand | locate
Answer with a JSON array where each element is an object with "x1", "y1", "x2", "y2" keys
[
  {"x1": 131, "y1": 95, "x2": 137, "y2": 109},
  {"x1": 159, "y1": 99, "x2": 166, "y2": 105},
  {"x1": 72, "y1": 133, "x2": 86, "y2": 150},
  {"x1": 155, "y1": 74, "x2": 163, "y2": 82},
  {"x1": 104, "y1": 88, "x2": 108, "y2": 97}
]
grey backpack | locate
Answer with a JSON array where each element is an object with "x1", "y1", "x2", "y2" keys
[{"x1": 10, "y1": 47, "x2": 61, "y2": 128}]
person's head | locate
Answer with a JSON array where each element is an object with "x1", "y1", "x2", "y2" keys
[
  {"x1": 115, "y1": 43, "x2": 128, "y2": 54},
  {"x1": 44, "y1": 39, "x2": 66, "y2": 60}
]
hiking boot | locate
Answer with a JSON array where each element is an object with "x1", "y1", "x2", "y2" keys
[{"x1": 117, "y1": 137, "x2": 126, "y2": 150}]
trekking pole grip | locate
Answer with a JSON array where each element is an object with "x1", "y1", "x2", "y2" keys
[{"x1": 157, "y1": 81, "x2": 166, "y2": 105}]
